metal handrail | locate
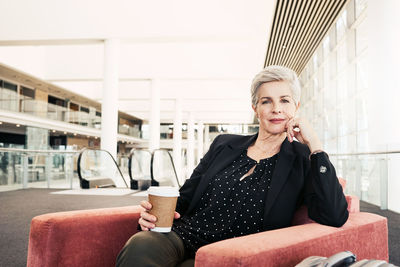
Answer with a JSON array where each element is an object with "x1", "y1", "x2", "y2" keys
[
  {"x1": 152, "y1": 149, "x2": 181, "y2": 188},
  {"x1": 0, "y1": 147, "x2": 80, "y2": 154},
  {"x1": 128, "y1": 148, "x2": 152, "y2": 181},
  {"x1": 330, "y1": 150, "x2": 400, "y2": 156}
]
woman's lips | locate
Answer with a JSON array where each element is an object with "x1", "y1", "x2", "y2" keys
[{"x1": 269, "y1": 118, "x2": 286, "y2": 124}]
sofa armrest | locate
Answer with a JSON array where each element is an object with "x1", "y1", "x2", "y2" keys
[
  {"x1": 27, "y1": 205, "x2": 143, "y2": 267},
  {"x1": 195, "y1": 212, "x2": 388, "y2": 267}
]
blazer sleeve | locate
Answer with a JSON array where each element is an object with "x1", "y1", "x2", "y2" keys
[
  {"x1": 175, "y1": 135, "x2": 221, "y2": 215},
  {"x1": 304, "y1": 152, "x2": 349, "y2": 227}
]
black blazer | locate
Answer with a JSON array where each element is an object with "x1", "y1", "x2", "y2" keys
[{"x1": 176, "y1": 133, "x2": 349, "y2": 230}]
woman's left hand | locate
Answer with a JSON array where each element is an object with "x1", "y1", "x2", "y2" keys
[{"x1": 285, "y1": 117, "x2": 322, "y2": 152}]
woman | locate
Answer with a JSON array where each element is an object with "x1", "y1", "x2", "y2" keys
[{"x1": 116, "y1": 66, "x2": 349, "y2": 267}]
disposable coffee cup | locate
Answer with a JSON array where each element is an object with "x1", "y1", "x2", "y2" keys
[{"x1": 147, "y1": 186, "x2": 180, "y2": 233}]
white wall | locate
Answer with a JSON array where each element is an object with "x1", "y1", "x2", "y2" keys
[
  {"x1": 367, "y1": 0, "x2": 400, "y2": 150},
  {"x1": 367, "y1": 0, "x2": 400, "y2": 212}
]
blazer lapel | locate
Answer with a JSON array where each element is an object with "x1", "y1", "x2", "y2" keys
[
  {"x1": 186, "y1": 133, "x2": 257, "y2": 213},
  {"x1": 263, "y1": 138, "x2": 296, "y2": 217},
  {"x1": 202, "y1": 133, "x2": 258, "y2": 187}
]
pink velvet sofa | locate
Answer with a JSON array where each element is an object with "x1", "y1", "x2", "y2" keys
[{"x1": 27, "y1": 194, "x2": 388, "y2": 267}]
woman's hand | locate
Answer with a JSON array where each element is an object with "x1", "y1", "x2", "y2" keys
[
  {"x1": 285, "y1": 117, "x2": 322, "y2": 152},
  {"x1": 138, "y1": 200, "x2": 181, "y2": 231}
]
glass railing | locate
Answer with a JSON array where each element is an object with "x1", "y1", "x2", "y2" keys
[
  {"x1": 118, "y1": 124, "x2": 141, "y2": 138},
  {"x1": 0, "y1": 90, "x2": 18, "y2": 112},
  {"x1": 77, "y1": 148, "x2": 129, "y2": 188},
  {"x1": 330, "y1": 151, "x2": 399, "y2": 210},
  {"x1": 0, "y1": 147, "x2": 80, "y2": 191},
  {"x1": 0, "y1": 92, "x2": 140, "y2": 138}
]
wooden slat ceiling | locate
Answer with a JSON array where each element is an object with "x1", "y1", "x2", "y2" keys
[{"x1": 265, "y1": 0, "x2": 348, "y2": 74}]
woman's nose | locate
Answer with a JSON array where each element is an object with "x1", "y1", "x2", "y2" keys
[{"x1": 272, "y1": 103, "x2": 282, "y2": 113}]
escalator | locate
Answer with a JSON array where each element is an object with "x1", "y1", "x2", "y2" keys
[
  {"x1": 77, "y1": 148, "x2": 180, "y2": 190},
  {"x1": 129, "y1": 148, "x2": 181, "y2": 190},
  {"x1": 77, "y1": 148, "x2": 129, "y2": 189}
]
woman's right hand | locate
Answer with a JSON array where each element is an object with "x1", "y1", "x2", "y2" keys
[
  {"x1": 139, "y1": 200, "x2": 157, "y2": 231},
  {"x1": 138, "y1": 200, "x2": 181, "y2": 231}
]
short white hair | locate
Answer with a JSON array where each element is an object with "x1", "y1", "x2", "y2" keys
[{"x1": 250, "y1": 65, "x2": 301, "y2": 106}]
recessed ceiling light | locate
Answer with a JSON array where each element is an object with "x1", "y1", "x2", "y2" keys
[
  {"x1": 63, "y1": 131, "x2": 67, "y2": 134},
  {"x1": 16, "y1": 124, "x2": 20, "y2": 127},
  {"x1": 73, "y1": 133, "x2": 77, "y2": 136},
  {"x1": 0, "y1": 122, "x2": 2, "y2": 125},
  {"x1": 52, "y1": 130, "x2": 56, "y2": 133}
]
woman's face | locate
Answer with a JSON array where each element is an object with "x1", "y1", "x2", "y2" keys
[{"x1": 253, "y1": 81, "x2": 299, "y2": 135}]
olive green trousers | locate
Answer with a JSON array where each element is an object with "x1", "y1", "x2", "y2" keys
[{"x1": 116, "y1": 230, "x2": 195, "y2": 267}]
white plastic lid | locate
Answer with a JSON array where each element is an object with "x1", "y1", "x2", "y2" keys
[{"x1": 147, "y1": 186, "x2": 180, "y2": 197}]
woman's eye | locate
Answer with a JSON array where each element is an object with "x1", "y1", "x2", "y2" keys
[
  {"x1": 261, "y1": 100, "x2": 271, "y2": 104},
  {"x1": 281, "y1": 99, "x2": 290, "y2": 103}
]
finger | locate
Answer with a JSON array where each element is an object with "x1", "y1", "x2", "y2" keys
[
  {"x1": 140, "y1": 200, "x2": 152, "y2": 210},
  {"x1": 289, "y1": 124, "x2": 295, "y2": 140},
  {"x1": 286, "y1": 126, "x2": 292, "y2": 142},
  {"x1": 140, "y1": 211, "x2": 157, "y2": 222},
  {"x1": 293, "y1": 130, "x2": 305, "y2": 144},
  {"x1": 141, "y1": 226, "x2": 149, "y2": 231},
  {"x1": 286, "y1": 120, "x2": 294, "y2": 142},
  {"x1": 139, "y1": 217, "x2": 156, "y2": 229},
  {"x1": 174, "y1": 212, "x2": 181, "y2": 219},
  {"x1": 291, "y1": 118, "x2": 299, "y2": 137}
]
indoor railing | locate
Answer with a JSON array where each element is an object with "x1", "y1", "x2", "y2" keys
[
  {"x1": 0, "y1": 147, "x2": 79, "y2": 190},
  {"x1": 0, "y1": 94, "x2": 140, "y2": 137},
  {"x1": 330, "y1": 150, "x2": 400, "y2": 210}
]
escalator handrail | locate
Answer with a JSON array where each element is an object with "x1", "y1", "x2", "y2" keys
[
  {"x1": 77, "y1": 148, "x2": 129, "y2": 188},
  {"x1": 151, "y1": 149, "x2": 182, "y2": 188},
  {"x1": 128, "y1": 148, "x2": 182, "y2": 188}
]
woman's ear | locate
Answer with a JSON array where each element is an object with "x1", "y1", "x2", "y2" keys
[{"x1": 252, "y1": 105, "x2": 258, "y2": 117}]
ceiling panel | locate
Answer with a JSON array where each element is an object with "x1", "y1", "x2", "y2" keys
[{"x1": 265, "y1": 0, "x2": 348, "y2": 74}]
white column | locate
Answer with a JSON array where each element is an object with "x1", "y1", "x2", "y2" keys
[
  {"x1": 187, "y1": 112, "x2": 195, "y2": 178},
  {"x1": 204, "y1": 124, "x2": 210, "y2": 153},
  {"x1": 197, "y1": 121, "x2": 204, "y2": 163},
  {"x1": 101, "y1": 39, "x2": 120, "y2": 159},
  {"x1": 149, "y1": 79, "x2": 160, "y2": 151},
  {"x1": 173, "y1": 97, "x2": 183, "y2": 183}
]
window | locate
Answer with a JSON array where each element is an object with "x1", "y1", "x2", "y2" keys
[
  {"x1": 80, "y1": 106, "x2": 89, "y2": 113},
  {"x1": 48, "y1": 95, "x2": 66, "y2": 107},
  {"x1": 299, "y1": 0, "x2": 368, "y2": 155}
]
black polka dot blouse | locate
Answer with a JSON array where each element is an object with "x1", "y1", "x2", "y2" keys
[{"x1": 172, "y1": 151, "x2": 278, "y2": 257}]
